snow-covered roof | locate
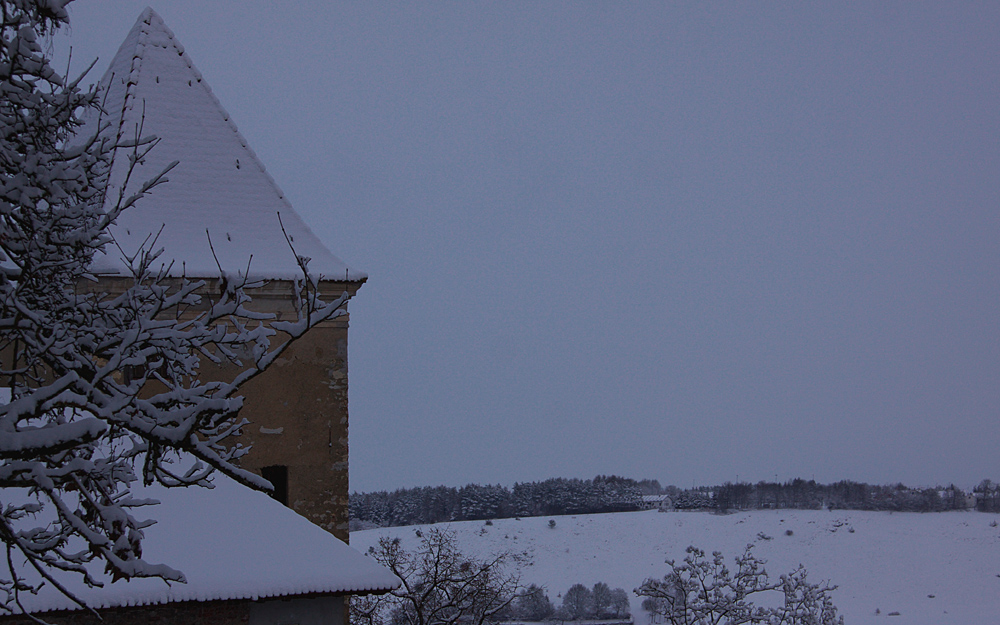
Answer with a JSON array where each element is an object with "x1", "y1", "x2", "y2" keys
[
  {"x1": 13, "y1": 473, "x2": 399, "y2": 615},
  {"x1": 85, "y1": 8, "x2": 364, "y2": 282}
]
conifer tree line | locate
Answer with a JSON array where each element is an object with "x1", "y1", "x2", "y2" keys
[
  {"x1": 350, "y1": 476, "x2": 1000, "y2": 528},
  {"x1": 708, "y1": 479, "x2": 979, "y2": 513},
  {"x1": 350, "y1": 476, "x2": 647, "y2": 528}
]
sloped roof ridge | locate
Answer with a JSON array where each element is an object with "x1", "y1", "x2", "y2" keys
[
  {"x1": 101, "y1": 8, "x2": 142, "y2": 151},
  {"x1": 88, "y1": 8, "x2": 365, "y2": 282},
  {"x1": 116, "y1": 9, "x2": 299, "y2": 219},
  {"x1": 10, "y1": 474, "x2": 400, "y2": 614}
]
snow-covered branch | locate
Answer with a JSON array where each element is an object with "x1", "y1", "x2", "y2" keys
[
  {"x1": 356, "y1": 529, "x2": 523, "y2": 625},
  {"x1": 635, "y1": 545, "x2": 843, "y2": 625}
]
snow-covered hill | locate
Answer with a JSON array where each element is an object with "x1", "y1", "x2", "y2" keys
[{"x1": 352, "y1": 509, "x2": 1000, "y2": 625}]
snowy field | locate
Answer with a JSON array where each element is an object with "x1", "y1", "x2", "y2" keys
[{"x1": 352, "y1": 509, "x2": 1000, "y2": 625}]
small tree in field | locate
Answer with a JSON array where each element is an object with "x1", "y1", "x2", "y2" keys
[
  {"x1": 636, "y1": 545, "x2": 842, "y2": 625},
  {"x1": 353, "y1": 528, "x2": 522, "y2": 625},
  {"x1": 0, "y1": 0, "x2": 348, "y2": 616}
]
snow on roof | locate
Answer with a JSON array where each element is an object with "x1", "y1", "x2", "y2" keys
[
  {"x1": 86, "y1": 8, "x2": 365, "y2": 282},
  {"x1": 13, "y1": 473, "x2": 399, "y2": 615}
]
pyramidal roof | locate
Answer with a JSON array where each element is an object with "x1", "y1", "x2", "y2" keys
[{"x1": 87, "y1": 8, "x2": 365, "y2": 282}]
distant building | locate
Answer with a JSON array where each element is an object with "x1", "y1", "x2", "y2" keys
[{"x1": 641, "y1": 494, "x2": 673, "y2": 511}]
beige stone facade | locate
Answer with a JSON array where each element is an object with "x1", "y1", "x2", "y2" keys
[
  {"x1": 232, "y1": 280, "x2": 363, "y2": 542},
  {"x1": 81, "y1": 276, "x2": 364, "y2": 542}
]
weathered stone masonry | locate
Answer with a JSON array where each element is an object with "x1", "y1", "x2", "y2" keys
[{"x1": 78, "y1": 277, "x2": 364, "y2": 543}]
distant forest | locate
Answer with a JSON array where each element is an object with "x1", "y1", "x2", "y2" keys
[{"x1": 350, "y1": 476, "x2": 1000, "y2": 529}]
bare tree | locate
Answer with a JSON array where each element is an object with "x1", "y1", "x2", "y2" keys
[
  {"x1": 0, "y1": 0, "x2": 348, "y2": 617},
  {"x1": 636, "y1": 545, "x2": 842, "y2": 625},
  {"x1": 608, "y1": 587, "x2": 631, "y2": 620},
  {"x1": 591, "y1": 581, "x2": 614, "y2": 619},
  {"x1": 354, "y1": 528, "x2": 522, "y2": 625},
  {"x1": 511, "y1": 584, "x2": 554, "y2": 622},
  {"x1": 559, "y1": 584, "x2": 594, "y2": 621}
]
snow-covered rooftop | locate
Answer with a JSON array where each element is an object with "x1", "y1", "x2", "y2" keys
[
  {"x1": 13, "y1": 473, "x2": 399, "y2": 615},
  {"x1": 86, "y1": 8, "x2": 364, "y2": 282},
  {"x1": 641, "y1": 494, "x2": 670, "y2": 502}
]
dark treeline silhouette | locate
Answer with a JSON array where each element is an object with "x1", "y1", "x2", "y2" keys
[
  {"x1": 351, "y1": 477, "x2": 998, "y2": 529},
  {"x1": 350, "y1": 476, "x2": 644, "y2": 529},
  {"x1": 711, "y1": 479, "x2": 971, "y2": 513},
  {"x1": 976, "y1": 479, "x2": 1000, "y2": 513}
]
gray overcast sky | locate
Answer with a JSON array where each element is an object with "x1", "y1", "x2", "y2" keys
[{"x1": 55, "y1": 2, "x2": 999, "y2": 491}]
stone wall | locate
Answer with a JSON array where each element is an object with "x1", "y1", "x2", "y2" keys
[
  {"x1": 201, "y1": 279, "x2": 359, "y2": 542},
  {"x1": 236, "y1": 315, "x2": 353, "y2": 541},
  {"x1": 0, "y1": 595, "x2": 346, "y2": 625},
  {"x1": 0, "y1": 598, "x2": 250, "y2": 625},
  {"x1": 76, "y1": 277, "x2": 363, "y2": 542}
]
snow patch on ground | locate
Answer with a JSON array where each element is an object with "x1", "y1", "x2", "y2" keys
[{"x1": 352, "y1": 509, "x2": 1000, "y2": 625}]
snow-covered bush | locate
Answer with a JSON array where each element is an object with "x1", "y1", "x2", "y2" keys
[
  {"x1": 354, "y1": 528, "x2": 522, "y2": 625},
  {"x1": 636, "y1": 545, "x2": 842, "y2": 625},
  {"x1": 0, "y1": 0, "x2": 347, "y2": 616}
]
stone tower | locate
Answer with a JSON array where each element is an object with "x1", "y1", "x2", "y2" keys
[{"x1": 87, "y1": 9, "x2": 364, "y2": 541}]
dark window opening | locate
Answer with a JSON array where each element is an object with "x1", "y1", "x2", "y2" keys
[
  {"x1": 122, "y1": 364, "x2": 147, "y2": 385},
  {"x1": 261, "y1": 465, "x2": 289, "y2": 507}
]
